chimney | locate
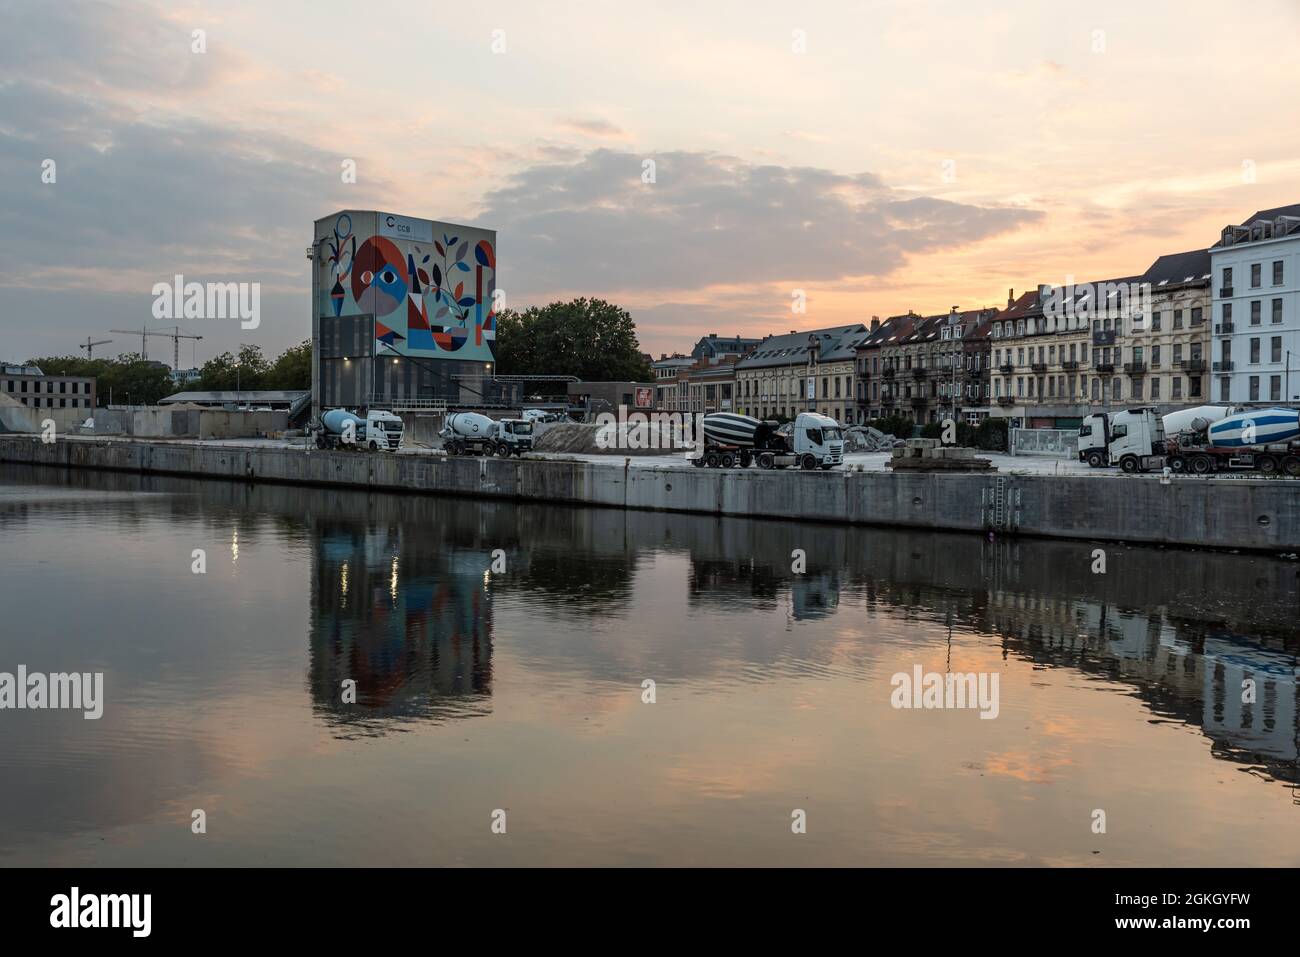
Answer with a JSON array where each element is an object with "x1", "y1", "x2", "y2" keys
[{"x1": 1007, "y1": 288, "x2": 1014, "y2": 308}]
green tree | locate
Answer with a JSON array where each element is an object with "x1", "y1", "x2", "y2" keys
[
  {"x1": 496, "y1": 298, "x2": 652, "y2": 389},
  {"x1": 198, "y1": 345, "x2": 269, "y2": 392},
  {"x1": 265, "y1": 339, "x2": 312, "y2": 391}
]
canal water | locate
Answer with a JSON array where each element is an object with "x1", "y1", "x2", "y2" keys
[{"x1": 1, "y1": 463, "x2": 1297, "y2": 866}]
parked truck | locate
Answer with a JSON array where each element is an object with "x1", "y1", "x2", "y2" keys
[
  {"x1": 441, "y1": 411, "x2": 534, "y2": 457},
  {"x1": 314, "y1": 408, "x2": 405, "y2": 451},
  {"x1": 1163, "y1": 407, "x2": 1300, "y2": 476},
  {"x1": 690, "y1": 412, "x2": 845, "y2": 470},
  {"x1": 1077, "y1": 407, "x2": 1166, "y2": 472}
]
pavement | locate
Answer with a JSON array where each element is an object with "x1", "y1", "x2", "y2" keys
[{"x1": 25, "y1": 433, "x2": 1163, "y2": 478}]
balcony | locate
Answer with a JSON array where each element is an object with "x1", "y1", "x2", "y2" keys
[
  {"x1": 1219, "y1": 286, "x2": 1233, "y2": 298},
  {"x1": 997, "y1": 396, "x2": 1016, "y2": 406},
  {"x1": 1124, "y1": 361, "x2": 1147, "y2": 374},
  {"x1": 1095, "y1": 362, "x2": 1115, "y2": 374},
  {"x1": 1030, "y1": 362, "x2": 1047, "y2": 373},
  {"x1": 998, "y1": 363, "x2": 1014, "y2": 375},
  {"x1": 1215, "y1": 322, "x2": 1234, "y2": 335},
  {"x1": 1212, "y1": 360, "x2": 1234, "y2": 372},
  {"x1": 1061, "y1": 360, "x2": 1080, "y2": 371}
]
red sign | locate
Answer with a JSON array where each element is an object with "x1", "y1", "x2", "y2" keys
[{"x1": 634, "y1": 387, "x2": 653, "y2": 409}]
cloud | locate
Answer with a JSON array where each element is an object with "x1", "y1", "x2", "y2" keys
[
  {"x1": 557, "y1": 117, "x2": 630, "y2": 139},
  {"x1": 480, "y1": 148, "x2": 1042, "y2": 298}
]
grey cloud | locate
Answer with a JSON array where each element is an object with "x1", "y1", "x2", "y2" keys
[{"x1": 482, "y1": 149, "x2": 1041, "y2": 297}]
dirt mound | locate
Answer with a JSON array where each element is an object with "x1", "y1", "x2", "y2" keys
[{"x1": 533, "y1": 421, "x2": 681, "y2": 455}]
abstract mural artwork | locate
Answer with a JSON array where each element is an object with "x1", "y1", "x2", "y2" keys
[{"x1": 319, "y1": 212, "x2": 497, "y2": 364}]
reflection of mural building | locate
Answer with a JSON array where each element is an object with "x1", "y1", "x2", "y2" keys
[
  {"x1": 309, "y1": 521, "x2": 495, "y2": 734},
  {"x1": 311, "y1": 210, "x2": 509, "y2": 417}
]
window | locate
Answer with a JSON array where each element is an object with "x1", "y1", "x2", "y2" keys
[
  {"x1": 1273, "y1": 261, "x2": 1284, "y2": 285},
  {"x1": 1271, "y1": 376, "x2": 1282, "y2": 401},
  {"x1": 1272, "y1": 298, "x2": 1283, "y2": 324},
  {"x1": 1251, "y1": 263, "x2": 1261, "y2": 288},
  {"x1": 1250, "y1": 338, "x2": 1261, "y2": 363},
  {"x1": 1272, "y1": 336, "x2": 1282, "y2": 363},
  {"x1": 1251, "y1": 300, "x2": 1261, "y2": 325},
  {"x1": 1249, "y1": 376, "x2": 1260, "y2": 401}
]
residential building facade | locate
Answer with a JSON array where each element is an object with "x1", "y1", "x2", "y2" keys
[{"x1": 1210, "y1": 204, "x2": 1300, "y2": 405}]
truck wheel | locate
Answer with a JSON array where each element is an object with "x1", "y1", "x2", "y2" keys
[
  {"x1": 1086, "y1": 451, "x2": 1104, "y2": 468},
  {"x1": 720, "y1": 453, "x2": 735, "y2": 468},
  {"x1": 1120, "y1": 456, "x2": 1138, "y2": 474},
  {"x1": 1191, "y1": 455, "x2": 1212, "y2": 474},
  {"x1": 800, "y1": 454, "x2": 816, "y2": 471},
  {"x1": 1256, "y1": 455, "x2": 1278, "y2": 475},
  {"x1": 1282, "y1": 455, "x2": 1300, "y2": 477},
  {"x1": 706, "y1": 452, "x2": 720, "y2": 468}
]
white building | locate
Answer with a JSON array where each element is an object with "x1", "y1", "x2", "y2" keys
[{"x1": 1210, "y1": 203, "x2": 1300, "y2": 405}]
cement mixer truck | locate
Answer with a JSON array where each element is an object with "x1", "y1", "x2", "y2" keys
[
  {"x1": 1163, "y1": 407, "x2": 1300, "y2": 475},
  {"x1": 441, "y1": 411, "x2": 534, "y2": 457},
  {"x1": 314, "y1": 408, "x2": 404, "y2": 451},
  {"x1": 690, "y1": 412, "x2": 844, "y2": 470}
]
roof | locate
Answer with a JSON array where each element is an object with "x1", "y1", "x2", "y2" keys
[
  {"x1": 159, "y1": 391, "x2": 309, "y2": 405},
  {"x1": 1141, "y1": 248, "x2": 1211, "y2": 287},
  {"x1": 735, "y1": 324, "x2": 867, "y2": 369},
  {"x1": 692, "y1": 335, "x2": 761, "y2": 360}
]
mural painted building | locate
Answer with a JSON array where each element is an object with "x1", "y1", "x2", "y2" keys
[{"x1": 311, "y1": 210, "x2": 501, "y2": 416}]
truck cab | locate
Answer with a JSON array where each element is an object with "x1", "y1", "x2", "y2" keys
[
  {"x1": 364, "y1": 410, "x2": 405, "y2": 451},
  {"x1": 1078, "y1": 408, "x2": 1164, "y2": 472},
  {"x1": 792, "y1": 412, "x2": 845, "y2": 469},
  {"x1": 497, "y1": 418, "x2": 533, "y2": 454}
]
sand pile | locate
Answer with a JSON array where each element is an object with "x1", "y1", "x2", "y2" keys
[{"x1": 533, "y1": 421, "x2": 682, "y2": 455}]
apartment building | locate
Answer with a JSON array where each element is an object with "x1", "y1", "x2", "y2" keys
[
  {"x1": 735, "y1": 324, "x2": 867, "y2": 422},
  {"x1": 1210, "y1": 203, "x2": 1300, "y2": 405},
  {"x1": 1130, "y1": 249, "x2": 1211, "y2": 408}
]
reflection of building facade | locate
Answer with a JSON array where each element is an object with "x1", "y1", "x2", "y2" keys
[{"x1": 309, "y1": 521, "x2": 495, "y2": 731}]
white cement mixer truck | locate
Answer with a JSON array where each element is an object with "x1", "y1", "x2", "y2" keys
[
  {"x1": 441, "y1": 411, "x2": 534, "y2": 457},
  {"x1": 314, "y1": 408, "x2": 405, "y2": 451},
  {"x1": 1163, "y1": 407, "x2": 1300, "y2": 475},
  {"x1": 690, "y1": 412, "x2": 844, "y2": 470}
]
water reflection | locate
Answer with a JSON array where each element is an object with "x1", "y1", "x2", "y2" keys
[{"x1": 1, "y1": 463, "x2": 1297, "y2": 866}]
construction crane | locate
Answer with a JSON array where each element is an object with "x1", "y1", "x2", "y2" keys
[
  {"x1": 109, "y1": 326, "x2": 203, "y2": 370},
  {"x1": 78, "y1": 337, "x2": 113, "y2": 358}
]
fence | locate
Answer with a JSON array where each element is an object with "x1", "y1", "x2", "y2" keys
[{"x1": 1010, "y1": 427, "x2": 1079, "y2": 457}]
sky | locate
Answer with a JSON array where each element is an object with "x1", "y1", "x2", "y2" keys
[{"x1": 3, "y1": 0, "x2": 1300, "y2": 366}]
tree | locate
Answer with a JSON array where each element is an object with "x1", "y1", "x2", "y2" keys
[
  {"x1": 496, "y1": 298, "x2": 652, "y2": 390},
  {"x1": 197, "y1": 345, "x2": 269, "y2": 392},
  {"x1": 265, "y1": 339, "x2": 312, "y2": 391}
]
